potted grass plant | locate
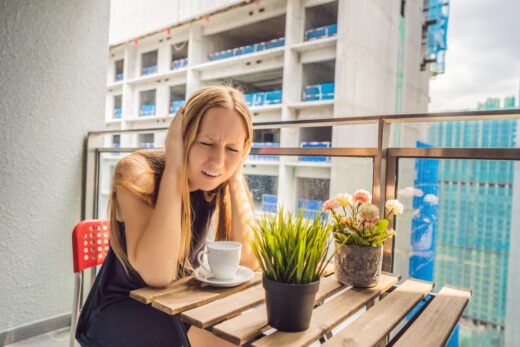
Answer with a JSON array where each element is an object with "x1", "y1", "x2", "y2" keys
[
  {"x1": 323, "y1": 190, "x2": 404, "y2": 288},
  {"x1": 249, "y1": 208, "x2": 342, "y2": 332}
]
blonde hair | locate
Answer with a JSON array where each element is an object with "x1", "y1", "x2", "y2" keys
[{"x1": 108, "y1": 85, "x2": 254, "y2": 279}]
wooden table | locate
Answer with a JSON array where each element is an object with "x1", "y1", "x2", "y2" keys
[{"x1": 130, "y1": 271, "x2": 471, "y2": 347}]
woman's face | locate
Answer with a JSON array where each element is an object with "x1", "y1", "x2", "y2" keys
[{"x1": 187, "y1": 107, "x2": 247, "y2": 191}]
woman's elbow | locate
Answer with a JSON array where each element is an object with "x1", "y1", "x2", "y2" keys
[
  {"x1": 129, "y1": 256, "x2": 173, "y2": 288},
  {"x1": 141, "y1": 272, "x2": 173, "y2": 288}
]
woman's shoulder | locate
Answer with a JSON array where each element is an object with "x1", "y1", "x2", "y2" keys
[
  {"x1": 115, "y1": 150, "x2": 164, "y2": 176},
  {"x1": 114, "y1": 155, "x2": 153, "y2": 191},
  {"x1": 112, "y1": 151, "x2": 166, "y2": 211},
  {"x1": 114, "y1": 150, "x2": 166, "y2": 189}
]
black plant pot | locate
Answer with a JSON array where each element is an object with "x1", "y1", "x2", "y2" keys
[{"x1": 262, "y1": 275, "x2": 320, "y2": 332}]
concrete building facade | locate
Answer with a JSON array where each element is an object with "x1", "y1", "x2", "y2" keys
[{"x1": 100, "y1": 0, "x2": 434, "y2": 219}]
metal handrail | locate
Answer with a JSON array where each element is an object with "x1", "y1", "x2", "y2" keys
[{"x1": 87, "y1": 108, "x2": 520, "y2": 136}]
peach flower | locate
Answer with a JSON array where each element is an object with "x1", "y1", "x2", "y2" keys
[
  {"x1": 322, "y1": 199, "x2": 340, "y2": 212},
  {"x1": 352, "y1": 189, "x2": 372, "y2": 204}
]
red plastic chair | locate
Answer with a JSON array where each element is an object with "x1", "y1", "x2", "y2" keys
[{"x1": 70, "y1": 220, "x2": 110, "y2": 347}]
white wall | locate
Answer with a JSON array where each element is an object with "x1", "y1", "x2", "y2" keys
[{"x1": 0, "y1": 0, "x2": 110, "y2": 332}]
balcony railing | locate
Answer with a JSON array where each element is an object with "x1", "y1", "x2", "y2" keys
[{"x1": 83, "y1": 108, "x2": 520, "y2": 346}]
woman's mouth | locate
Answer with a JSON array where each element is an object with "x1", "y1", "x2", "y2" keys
[{"x1": 202, "y1": 169, "x2": 221, "y2": 179}]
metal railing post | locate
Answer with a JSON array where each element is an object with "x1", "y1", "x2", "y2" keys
[{"x1": 373, "y1": 119, "x2": 392, "y2": 209}]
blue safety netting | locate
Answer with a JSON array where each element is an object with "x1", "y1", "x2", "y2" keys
[{"x1": 426, "y1": 0, "x2": 450, "y2": 74}]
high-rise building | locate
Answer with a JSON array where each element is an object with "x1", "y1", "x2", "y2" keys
[{"x1": 407, "y1": 96, "x2": 518, "y2": 346}]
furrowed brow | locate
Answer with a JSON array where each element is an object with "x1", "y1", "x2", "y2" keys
[{"x1": 198, "y1": 135, "x2": 243, "y2": 146}]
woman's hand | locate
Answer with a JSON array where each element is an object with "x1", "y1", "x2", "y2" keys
[
  {"x1": 165, "y1": 107, "x2": 185, "y2": 171},
  {"x1": 230, "y1": 149, "x2": 250, "y2": 181},
  {"x1": 228, "y1": 147, "x2": 258, "y2": 270}
]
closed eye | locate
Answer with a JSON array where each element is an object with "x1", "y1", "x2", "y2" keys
[
  {"x1": 227, "y1": 147, "x2": 239, "y2": 152},
  {"x1": 200, "y1": 142, "x2": 213, "y2": 146}
]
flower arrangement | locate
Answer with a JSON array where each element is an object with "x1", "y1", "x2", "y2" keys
[
  {"x1": 249, "y1": 207, "x2": 339, "y2": 284},
  {"x1": 322, "y1": 190, "x2": 404, "y2": 247}
]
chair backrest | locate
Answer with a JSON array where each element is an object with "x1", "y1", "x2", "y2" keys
[{"x1": 72, "y1": 220, "x2": 110, "y2": 273}]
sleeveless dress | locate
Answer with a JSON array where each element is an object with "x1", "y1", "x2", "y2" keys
[{"x1": 76, "y1": 190, "x2": 216, "y2": 347}]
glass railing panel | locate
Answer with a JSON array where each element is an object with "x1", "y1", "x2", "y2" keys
[
  {"x1": 252, "y1": 124, "x2": 378, "y2": 149},
  {"x1": 243, "y1": 155, "x2": 373, "y2": 217},
  {"x1": 96, "y1": 150, "x2": 375, "y2": 221},
  {"x1": 393, "y1": 158, "x2": 520, "y2": 346},
  {"x1": 332, "y1": 124, "x2": 378, "y2": 148},
  {"x1": 97, "y1": 152, "x2": 131, "y2": 220}
]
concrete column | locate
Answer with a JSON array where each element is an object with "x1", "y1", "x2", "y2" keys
[
  {"x1": 122, "y1": 45, "x2": 138, "y2": 119},
  {"x1": 277, "y1": 0, "x2": 304, "y2": 209},
  {"x1": 0, "y1": 0, "x2": 109, "y2": 339},
  {"x1": 157, "y1": 41, "x2": 171, "y2": 74},
  {"x1": 186, "y1": 24, "x2": 204, "y2": 96},
  {"x1": 156, "y1": 85, "x2": 170, "y2": 117},
  {"x1": 157, "y1": 41, "x2": 172, "y2": 116}
]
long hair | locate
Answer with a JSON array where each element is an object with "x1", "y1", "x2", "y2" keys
[{"x1": 108, "y1": 85, "x2": 254, "y2": 279}]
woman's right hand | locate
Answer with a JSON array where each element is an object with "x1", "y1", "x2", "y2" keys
[{"x1": 165, "y1": 107, "x2": 185, "y2": 171}]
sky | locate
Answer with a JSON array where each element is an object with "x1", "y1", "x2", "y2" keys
[{"x1": 428, "y1": 0, "x2": 520, "y2": 111}]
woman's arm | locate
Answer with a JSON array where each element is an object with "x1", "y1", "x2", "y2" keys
[
  {"x1": 228, "y1": 170, "x2": 259, "y2": 270},
  {"x1": 117, "y1": 162, "x2": 183, "y2": 288},
  {"x1": 118, "y1": 113, "x2": 185, "y2": 288}
]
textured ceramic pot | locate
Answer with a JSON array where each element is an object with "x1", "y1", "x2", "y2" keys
[{"x1": 334, "y1": 243, "x2": 383, "y2": 288}]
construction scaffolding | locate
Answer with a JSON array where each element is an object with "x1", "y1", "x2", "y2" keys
[{"x1": 422, "y1": 0, "x2": 450, "y2": 75}]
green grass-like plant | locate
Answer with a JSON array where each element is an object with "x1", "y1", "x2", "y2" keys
[{"x1": 249, "y1": 207, "x2": 345, "y2": 284}]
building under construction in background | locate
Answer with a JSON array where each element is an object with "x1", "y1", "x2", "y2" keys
[{"x1": 101, "y1": 0, "x2": 449, "y2": 216}]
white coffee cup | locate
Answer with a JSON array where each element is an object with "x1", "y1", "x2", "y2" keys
[{"x1": 197, "y1": 241, "x2": 242, "y2": 281}]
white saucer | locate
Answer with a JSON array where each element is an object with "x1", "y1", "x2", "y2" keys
[{"x1": 194, "y1": 266, "x2": 255, "y2": 287}]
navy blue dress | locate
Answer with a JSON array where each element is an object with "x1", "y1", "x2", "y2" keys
[{"x1": 76, "y1": 190, "x2": 216, "y2": 347}]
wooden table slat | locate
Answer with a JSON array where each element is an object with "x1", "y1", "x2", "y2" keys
[
  {"x1": 393, "y1": 285, "x2": 471, "y2": 347},
  {"x1": 181, "y1": 284, "x2": 265, "y2": 328},
  {"x1": 251, "y1": 274, "x2": 399, "y2": 347},
  {"x1": 323, "y1": 278, "x2": 434, "y2": 347},
  {"x1": 130, "y1": 276, "x2": 195, "y2": 304},
  {"x1": 151, "y1": 273, "x2": 262, "y2": 315},
  {"x1": 212, "y1": 274, "x2": 345, "y2": 345}
]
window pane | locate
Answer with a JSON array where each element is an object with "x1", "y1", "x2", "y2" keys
[{"x1": 244, "y1": 155, "x2": 373, "y2": 215}]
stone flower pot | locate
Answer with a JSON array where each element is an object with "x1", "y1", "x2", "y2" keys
[{"x1": 333, "y1": 243, "x2": 383, "y2": 288}]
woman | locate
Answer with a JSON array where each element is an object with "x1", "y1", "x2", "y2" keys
[{"x1": 76, "y1": 85, "x2": 258, "y2": 347}]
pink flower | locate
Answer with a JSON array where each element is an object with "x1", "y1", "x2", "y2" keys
[
  {"x1": 352, "y1": 189, "x2": 372, "y2": 204},
  {"x1": 322, "y1": 199, "x2": 340, "y2": 212}
]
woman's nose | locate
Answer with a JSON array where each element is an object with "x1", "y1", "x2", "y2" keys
[{"x1": 208, "y1": 146, "x2": 225, "y2": 167}]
